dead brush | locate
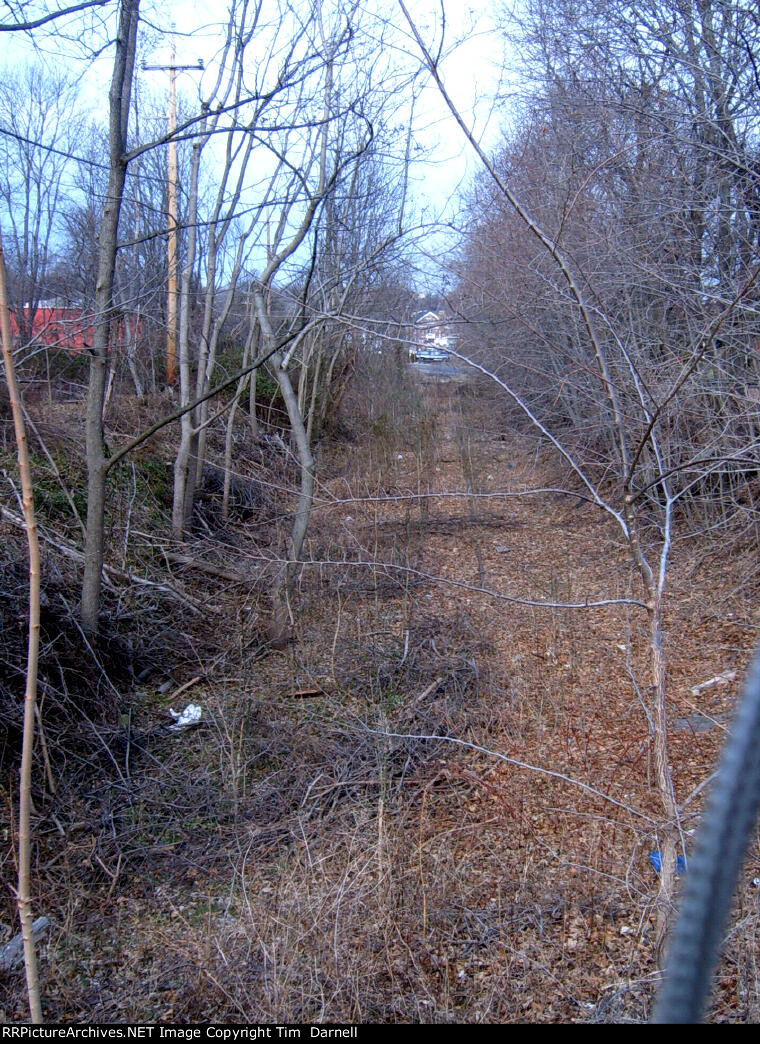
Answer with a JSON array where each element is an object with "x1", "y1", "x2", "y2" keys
[
  {"x1": 96, "y1": 604, "x2": 512, "y2": 1022},
  {"x1": 157, "y1": 747, "x2": 641, "y2": 1023}
]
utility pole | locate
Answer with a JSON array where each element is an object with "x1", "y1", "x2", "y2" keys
[{"x1": 143, "y1": 36, "x2": 203, "y2": 387}]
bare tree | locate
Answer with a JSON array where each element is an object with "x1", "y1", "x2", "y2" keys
[
  {"x1": 165, "y1": 0, "x2": 414, "y2": 652},
  {"x1": 171, "y1": 0, "x2": 282, "y2": 541},
  {"x1": 242, "y1": 3, "x2": 416, "y2": 643},
  {"x1": 294, "y1": 124, "x2": 412, "y2": 442},
  {"x1": 81, "y1": 0, "x2": 140, "y2": 633},
  {"x1": 0, "y1": 63, "x2": 83, "y2": 342},
  {"x1": 0, "y1": 227, "x2": 42, "y2": 1022},
  {"x1": 402, "y1": 0, "x2": 760, "y2": 951}
]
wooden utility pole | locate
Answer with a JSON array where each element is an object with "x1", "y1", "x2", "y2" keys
[
  {"x1": 143, "y1": 37, "x2": 203, "y2": 386},
  {"x1": 167, "y1": 40, "x2": 178, "y2": 386}
]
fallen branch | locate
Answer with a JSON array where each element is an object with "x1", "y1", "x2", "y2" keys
[
  {"x1": 0, "y1": 918, "x2": 49, "y2": 972},
  {"x1": 0, "y1": 504, "x2": 202, "y2": 613},
  {"x1": 165, "y1": 552, "x2": 246, "y2": 583},
  {"x1": 359, "y1": 723, "x2": 656, "y2": 824},
  {"x1": 293, "y1": 555, "x2": 648, "y2": 610}
]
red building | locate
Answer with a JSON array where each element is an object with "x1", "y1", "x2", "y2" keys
[{"x1": 10, "y1": 301, "x2": 139, "y2": 353}]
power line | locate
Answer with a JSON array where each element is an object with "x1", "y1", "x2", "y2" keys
[{"x1": 0, "y1": 125, "x2": 109, "y2": 168}]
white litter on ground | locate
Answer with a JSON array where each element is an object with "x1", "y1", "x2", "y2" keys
[{"x1": 168, "y1": 703, "x2": 203, "y2": 730}]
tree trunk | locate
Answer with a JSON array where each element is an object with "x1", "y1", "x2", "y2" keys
[
  {"x1": 0, "y1": 228, "x2": 43, "y2": 1023},
  {"x1": 306, "y1": 340, "x2": 323, "y2": 443},
  {"x1": 171, "y1": 115, "x2": 205, "y2": 542},
  {"x1": 649, "y1": 590, "x2": 679, "y2": 954},
  {"x1": 81, "y1": 0, "x2": 140, "y2": 633},
  {"x1": 223, "y1": 324, "x2": 258, "y2": 521},
  {"x1": 252, "y1": 289, "x2": 315, "y2": 644},
  {"x1": 270, "y1": 351, "x2": 315, "y2": 646}
]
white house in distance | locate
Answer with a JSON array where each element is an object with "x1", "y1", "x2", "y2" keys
[{"x1": 410, "y1": 310, "x2": 452, "y2": 360}]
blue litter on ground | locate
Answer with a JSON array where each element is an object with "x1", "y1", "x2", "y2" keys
[{"x1": 650, "y1": 850, "x2": 687, "y2": 874}]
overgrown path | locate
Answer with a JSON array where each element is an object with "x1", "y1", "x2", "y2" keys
[
  {"x1": 289, "y1": 365, "x2": 758, "y2": 1021},
  {"x1": 11, "y1": 368, "x2": 759, "y2": 1023}
]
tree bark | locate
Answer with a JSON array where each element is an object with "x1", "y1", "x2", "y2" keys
[
  {"x1": 252, "y1": 289, "x2": 315, "y2": 644},
  {"x1": 0, "y1": 227, "x2": 43, "y2": 1022},
  {"x1": 81, "y1": 0, "x2": 140, "y2": 632},
  {"x1": 649, "y1": 590, "x2": 679, "y2": 953},
  {"x1": 171, "y1": 115, "x2": 205, "y2": 542}
]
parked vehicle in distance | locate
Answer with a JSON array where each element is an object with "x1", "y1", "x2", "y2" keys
[{"x1": 411, "y1": 346, "x2": 449, "y2": 362}]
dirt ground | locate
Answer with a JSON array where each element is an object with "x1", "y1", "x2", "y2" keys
[{"x1": 2, "y1": 365, "x2": 759, "y2": 1023}]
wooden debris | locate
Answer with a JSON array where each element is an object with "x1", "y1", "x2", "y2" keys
[
  {"x1": 0, "y1": 917, "x2": 49, "y2": 971},
  {"x1": 690, "y1": 670, "x2": 737, "y2": 697},
  {"x1": 165, "y1": 552, "x2": 244, "y2": 583}
]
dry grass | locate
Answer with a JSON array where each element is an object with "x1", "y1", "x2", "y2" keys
[{"x1": 2, "y1": 364, "x2": 760, "y2": 1022}]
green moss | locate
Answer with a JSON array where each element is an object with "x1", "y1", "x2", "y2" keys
[
  {"x1": 255, "y1": 368, "x2": 282, "y2": 405},
  {"x1": 110, "y1": 456, "x2": 171, "y2": 511},
  {"x1": 25, "y1": 451, "x2": 86, "y2": 526}
]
